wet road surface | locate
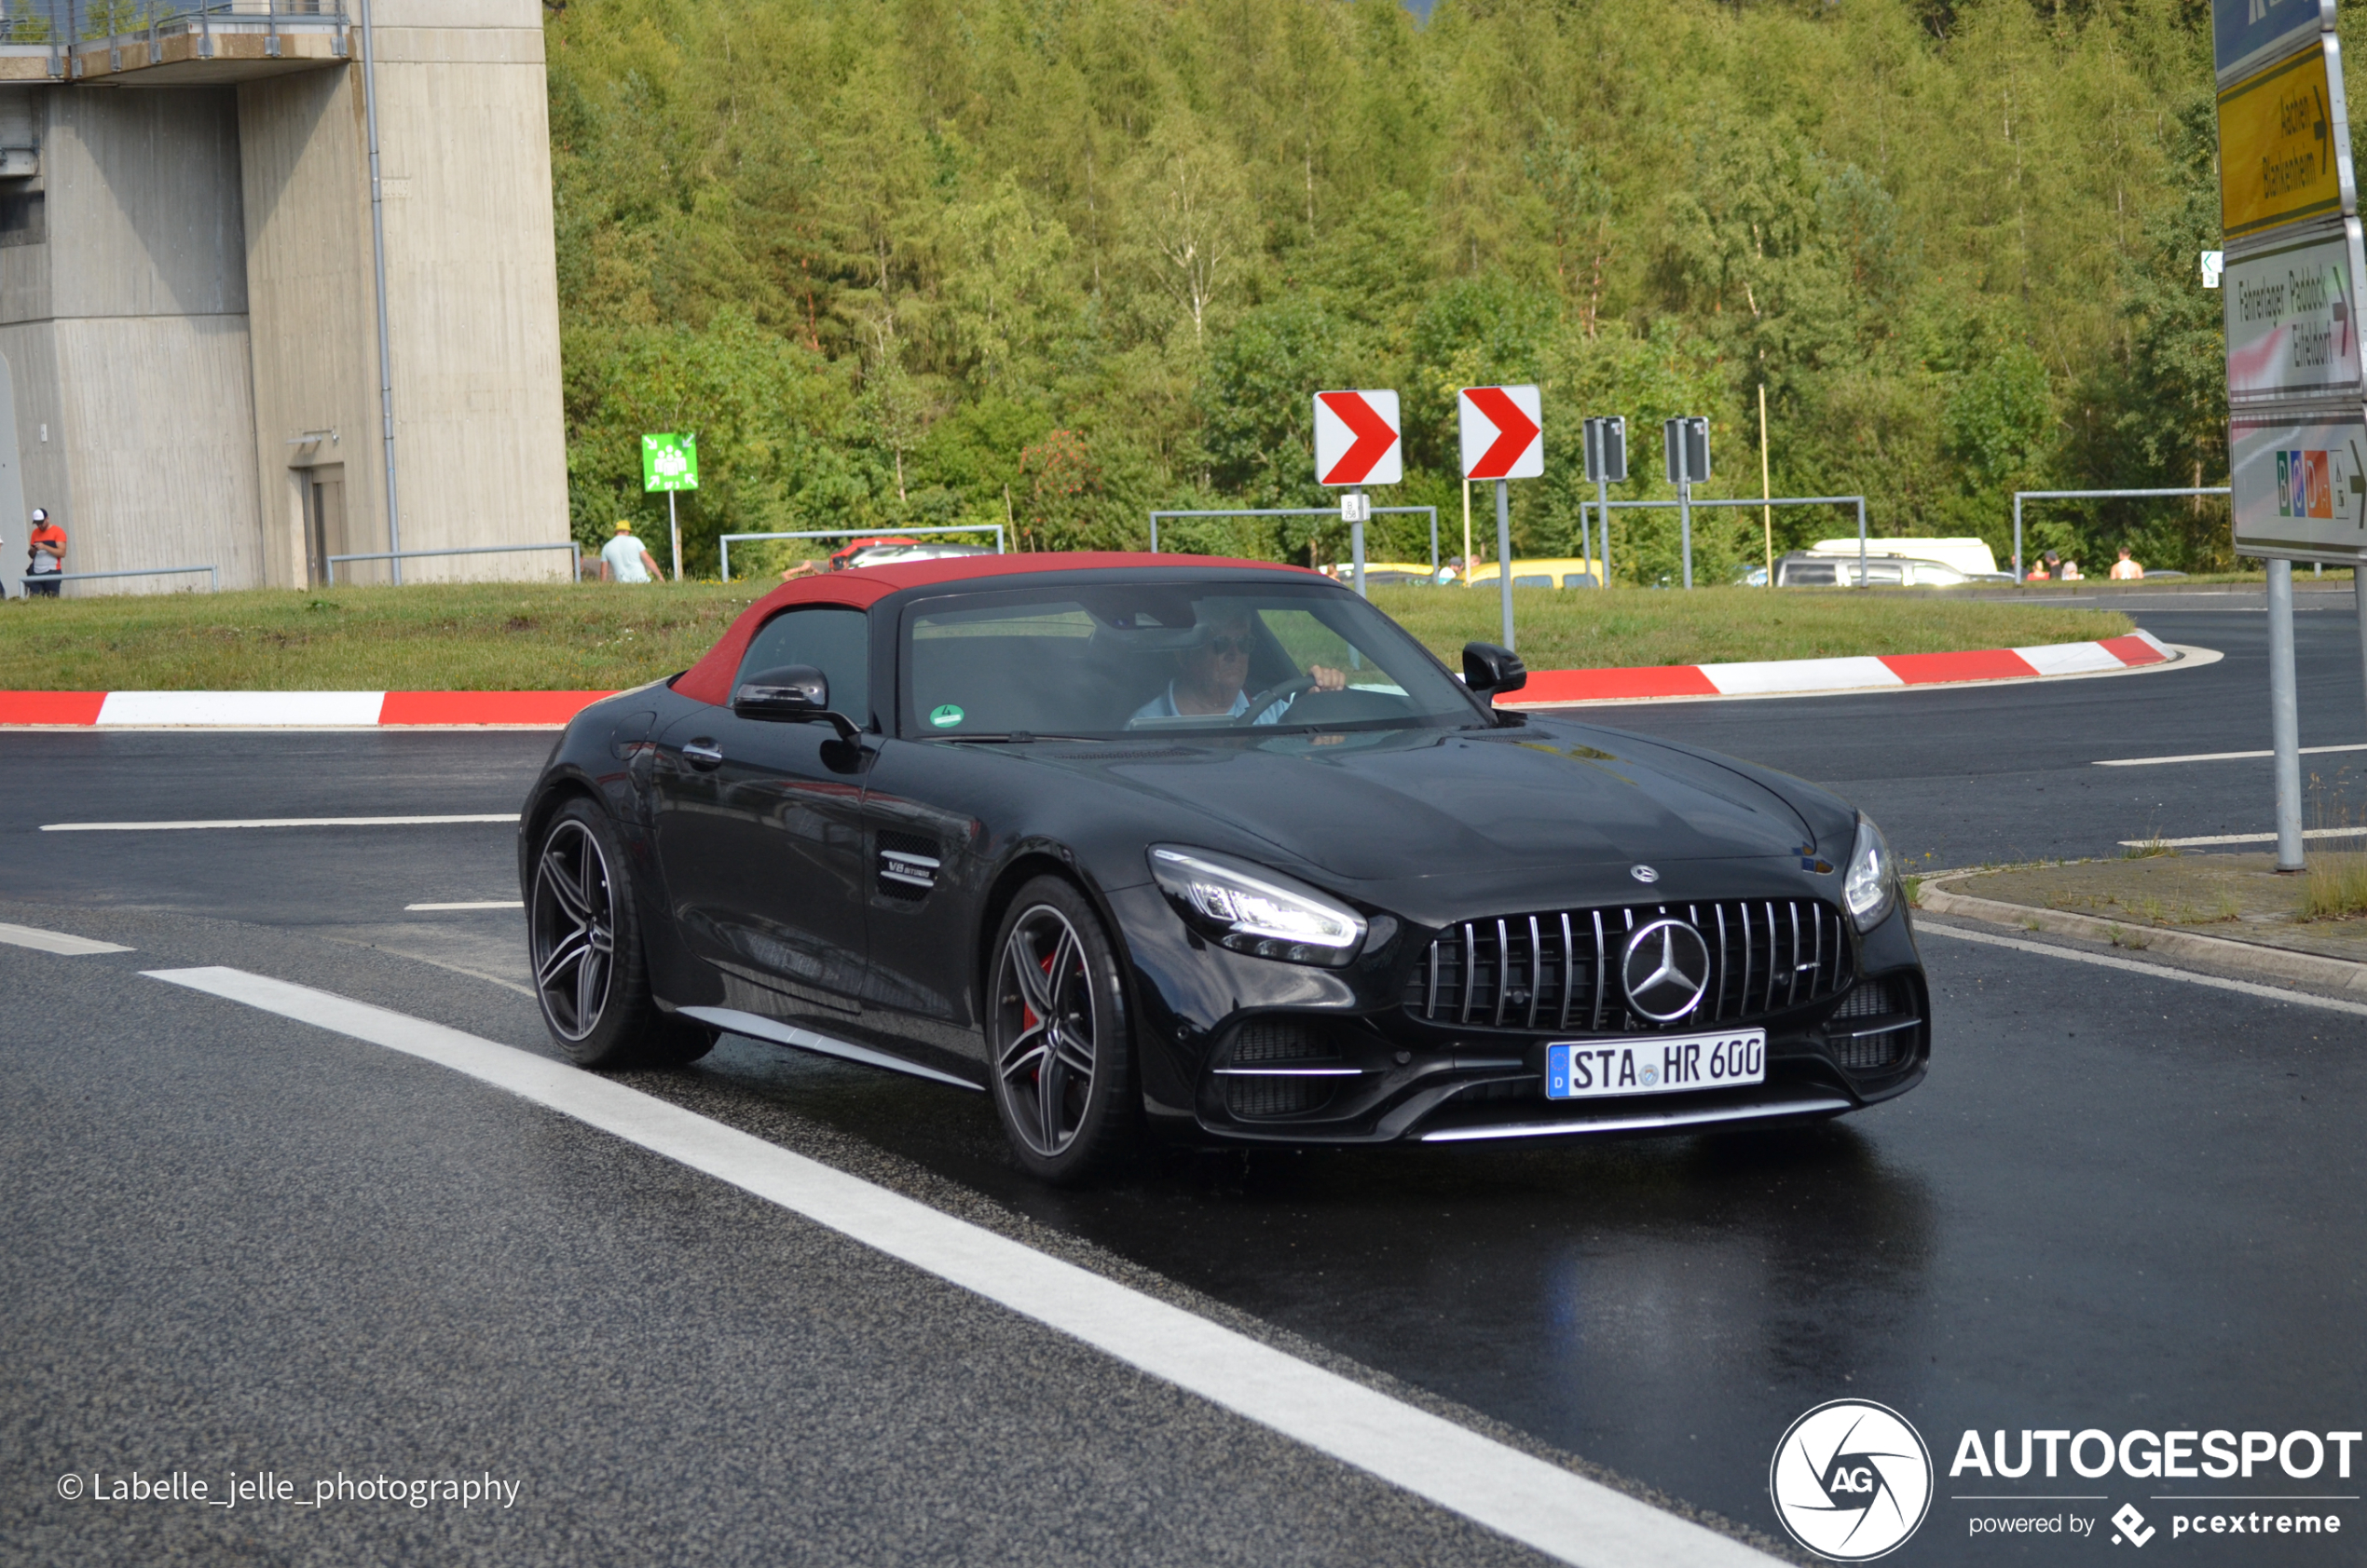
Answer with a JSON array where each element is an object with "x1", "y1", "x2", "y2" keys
[{"x1": 7, "y1": 585, "x2": 2363, "y2": 1564}]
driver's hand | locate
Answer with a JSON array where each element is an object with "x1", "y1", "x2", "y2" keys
[{"x1": 1309, "y1": 664, "x2": 1348, "y2": 691}]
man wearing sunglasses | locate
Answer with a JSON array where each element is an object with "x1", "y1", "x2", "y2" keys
[{"x1": 1131, "y1": 610, "x2": 1347, "y2": 726}]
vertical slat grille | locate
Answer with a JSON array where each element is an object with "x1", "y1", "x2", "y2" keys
[{"x1": 1407, "y1": 898, "x2": 1853, "y2": 1031}]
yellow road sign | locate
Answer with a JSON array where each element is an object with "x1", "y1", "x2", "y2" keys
[{"x1": 2220, "y1": 42, "x2": 2346, "y2": 239}]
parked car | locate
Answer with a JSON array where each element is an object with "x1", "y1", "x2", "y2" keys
[
  {"x1": 519, "y1": 552, "x2": 1928, "y2": 1182},
  {"x1": 1320, "y1": 561, "x2": 1445, "y2": 587},
  {"x1": 1773, "y1": 552, "x2": 2007, "y2": 587},
  {"x1": 1464, "y1": 556, "x2": 1604, "y2": 589}
]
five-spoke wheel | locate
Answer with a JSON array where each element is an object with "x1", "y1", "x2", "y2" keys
[
  {"x1": 531, "y1": 816, "x2": 615, "y2": 1042},
  {"x1": 986, "y1": 878, "x2": 1134, "y2": 1182},
  {"x1": 527, "y1": 798, "x2": 713, "y2": 1069}
]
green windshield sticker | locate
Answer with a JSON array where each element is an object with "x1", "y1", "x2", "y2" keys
[{"x1": 929, "y1": 703, "x2": 965, "y2": 728}]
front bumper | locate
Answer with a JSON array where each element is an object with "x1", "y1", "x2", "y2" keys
[{"x1": 1111, "y1": 882, "x2": 1929, "y2": 1147}]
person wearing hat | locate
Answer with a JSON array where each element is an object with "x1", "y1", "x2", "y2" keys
[
  {"x1": 23, "y1": 507, "x2": 62, "y2": 597},
  {"x1": 598, "y1": 519, "x2": 662, "y2": 583}
]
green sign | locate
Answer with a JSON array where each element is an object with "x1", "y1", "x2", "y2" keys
[{"x1": 641, "y1": 432, "x2": 698, "y2": 493}]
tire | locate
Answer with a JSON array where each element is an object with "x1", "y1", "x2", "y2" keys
[
  {"x1": 985, "y1": 877, "x2": 1137, "y2": 1184},
  {"x1": 527, "y1": 798, "x2": 714, "y2": 1069}
]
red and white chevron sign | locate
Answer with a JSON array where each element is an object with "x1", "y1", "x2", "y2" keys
[
  {"x1": 1312, "y1": 389, "x2": 1402, "y2": 486},
  {"x1": 1458, "y1": 385, "x2": 1543, "y2": 481}
]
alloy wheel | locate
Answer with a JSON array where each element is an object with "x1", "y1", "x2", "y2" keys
[
  {"x1": 992, "y1": 904, "x2": 1100, "y2": 1157},
  {"x1": 531, "y1": 819, "x2": 616, "y2": 1042}
]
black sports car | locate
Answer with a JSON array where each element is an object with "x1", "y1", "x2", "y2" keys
[{"x1": 520, "y1": 552, "x2": 1927, "y2": 1182}]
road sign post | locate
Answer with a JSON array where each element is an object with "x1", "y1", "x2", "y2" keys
[
  {"x1": 1459, "y1": 386, "x2": 1543, "y2": 650},
  {"x1": 2215, "y1": 0, "x2": 2358, "y2": 871},
  {"x1": 1583, "y1": 416, "x2": 1626, "y2": 590},
  {"x1": 642, "y1": 432, "x2": 698, "y2": 582},
  {"x1": 1314, "y1": 390, "x2": 1400, "y2": 597},
  {"x1": 1662, "y1": 417, "x2": 1710, "y2": 589}
]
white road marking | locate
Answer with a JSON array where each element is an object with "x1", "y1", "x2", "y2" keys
[
  {"x1": 1919, "y1": 922, "x2": 2367, "y2": 1017},
  {"x1": 2094, "y1": 742, "x2": 2367, "y2": 767},
  {"x1": 141, "y1": 964, "x2": 1773, "y2": 1568},
  {"x1": 404, "y1": 901, "x2": 525, "y2": 911},
  {"x1": 2115, "y1": 827, "x2": 2367, "y2": 848},
  {"x1": 0, "y1": 920, "x2": 131, "y2": 956},
  {"x1": 42, "y1": 814, "x2": 519, "y2": 833}
]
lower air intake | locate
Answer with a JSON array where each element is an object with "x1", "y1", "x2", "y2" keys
[{"x1": 1224, "y1": 1077, "x2": 1334, "y2": 1119}]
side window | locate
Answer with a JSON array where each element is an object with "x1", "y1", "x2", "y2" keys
[{"x1": 734, "y1": 607, "x2": 870, "y2": 722}]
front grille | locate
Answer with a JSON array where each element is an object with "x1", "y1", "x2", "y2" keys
[
  {"x1": 1224, "y1": 1077, "x2": 1334, "y2": 1119},
  {"x1": 1406, "y1": 899, "x2": 1852, "y2": 1032}
]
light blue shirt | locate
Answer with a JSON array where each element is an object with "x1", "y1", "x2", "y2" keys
[{"x1": 1131, "y1": 683, "x2": 1296, "y2": 727}]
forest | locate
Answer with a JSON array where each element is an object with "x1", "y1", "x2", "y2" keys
[{"x1": 546, "y1": 0, "x2": 2250, "y2": 581}]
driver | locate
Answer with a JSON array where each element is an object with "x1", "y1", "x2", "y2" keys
[{"x1": 1132, "y1": 611, "x2": 1347, "y2": 725}]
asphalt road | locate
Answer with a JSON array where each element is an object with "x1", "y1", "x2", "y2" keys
[
  {"x1": 1580, "y1": 585, "x2": 2367, "y2": 871},
  {"x1": 6, "y1": 586, "x2": 2363, "y2": 1566}
]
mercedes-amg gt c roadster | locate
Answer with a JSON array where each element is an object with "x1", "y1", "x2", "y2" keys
[{"x1": 520, "y1": 552, "x2": 1927, "y2": 1182}]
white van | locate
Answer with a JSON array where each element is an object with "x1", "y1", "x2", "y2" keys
[{"x1": 1805, "y1": 538, "x2": 2001, "y2": 578}]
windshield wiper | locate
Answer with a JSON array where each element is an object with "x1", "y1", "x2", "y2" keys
[{"x1": 939, "y1": 731, "x2": 1109, "y2": 744}]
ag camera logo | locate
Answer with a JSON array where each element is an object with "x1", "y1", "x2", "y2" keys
[{"x1": 1770, "y1": 1399, "x2": 1934, "y2": 1561}]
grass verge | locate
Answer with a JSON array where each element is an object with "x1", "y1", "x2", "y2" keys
[
  {"x1": 1366, "y1": 585, "x2": 2131, "y2": 673},
  {"x1": 0, "y1": 579, "x2": 2136, "y2": 692}
]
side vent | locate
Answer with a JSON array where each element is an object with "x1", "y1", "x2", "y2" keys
[{"x1": 876, "y1": 830, "x2": 941, "y2": 901}]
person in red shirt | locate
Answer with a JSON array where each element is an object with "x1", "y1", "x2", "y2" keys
[{"x1": 24, "y1": 508, "x2": 62, "y2": 597}]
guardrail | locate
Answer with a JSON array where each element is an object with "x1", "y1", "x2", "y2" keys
[
  {"x1": 2012, "y1": 487, "x2": 2227, "y2": 581},
  {"x1": 0, "y1": 1, "x2": 349, "y2": 61},
  {"x1": 21, "y1": 564, "x2": 218, "y2": 593},
  {"x1": 326, "y1": 541, "x2": 578, "y2": 586},
  {"x1": 718, "y1": 525, "x2": 1005, "y2": 582}
]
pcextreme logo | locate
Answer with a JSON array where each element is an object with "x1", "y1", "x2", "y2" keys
[{"x1": 1770, "y1": 1400, "x2": 1935, "y2": 1561}]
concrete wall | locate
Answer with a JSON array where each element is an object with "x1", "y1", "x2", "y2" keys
[
  {"x1": 0, "y1": 86, "x2": 265, "y2": 594},
  {"x1": 238, "y1": 0, "x2": 568, "y2": 586},
  {"x1": 239, "y1": 67, "x2": 382, "y2": 587},
  {"x1": 0, "y1": 0, "x2": 566, "y2": 595}
]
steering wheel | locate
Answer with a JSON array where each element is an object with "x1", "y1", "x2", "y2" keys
[{"x1": 1239, "y1": 674, "x2": 1318, "y2": 719}]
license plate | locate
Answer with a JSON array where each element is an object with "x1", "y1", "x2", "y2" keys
[{"x1": 1545, "y1": 1031, "x2": 1767, "y2": 1100}]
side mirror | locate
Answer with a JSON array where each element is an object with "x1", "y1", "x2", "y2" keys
[
  {"x1": 733, "y1": 664, "x2": 860, "y2": 740},
  {"x1": 1462, "y1": 642, "x2": 1527, "y2": 699}
]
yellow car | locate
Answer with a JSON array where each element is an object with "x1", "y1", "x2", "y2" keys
[{"x1": 1462, "y1": 556, "x2": 1605, "y2": 589}]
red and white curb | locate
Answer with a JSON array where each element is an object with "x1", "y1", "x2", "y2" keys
[
  {"x1": 1500, "y1": 630, "x2": 2190, "y2": 707},
  {"x1": 0, "y1": 632, "x2": 2195, "y2": 728}
]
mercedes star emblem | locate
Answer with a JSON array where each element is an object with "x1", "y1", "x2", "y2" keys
[
  {"x1": 1630, "y1": 864, "x2": 1659, "y2": 884},
  {"x1": 1621, "y1": 917, "x2": 1712, "y2": 1022}
]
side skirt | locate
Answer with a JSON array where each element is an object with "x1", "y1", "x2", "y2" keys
[{"x1": 677, "y1": 1006, "x2": 984, "y2": 1092}]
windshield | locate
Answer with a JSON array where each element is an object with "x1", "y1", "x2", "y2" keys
[{"x1": 897, "y1": 580, "x2": 1485, "y2": 740}]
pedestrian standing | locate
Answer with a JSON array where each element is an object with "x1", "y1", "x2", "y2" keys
[
  {"x1": 2109, "y1": 547, "x2": 2144, "y2": 580},
  {"x1": 599, "y1": 520, "x2": 662, "y2": 584},
  {"x1": 23, "y1": 507, "x2": 62, "y2": 597}
]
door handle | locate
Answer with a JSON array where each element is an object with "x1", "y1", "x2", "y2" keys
[{"x1": 681, "y1": 739, "x2": 724, "y2": 770}]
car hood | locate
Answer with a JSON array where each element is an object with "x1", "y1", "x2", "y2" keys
[{"x1": 1014, "y1": 721, "x2": 1820, "y2": 884}]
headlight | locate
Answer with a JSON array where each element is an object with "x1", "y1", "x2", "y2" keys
[
  {"x1": 1843, "y1": 815, "x2": 1895, "y2": 932},
  {"x1": 1148, "y1": 846, "x2": 1367, "y2": 966}
]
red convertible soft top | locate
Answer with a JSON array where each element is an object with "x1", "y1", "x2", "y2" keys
[{"x1": 673, "y1": 551, "x2": 1317, "y2": 707}]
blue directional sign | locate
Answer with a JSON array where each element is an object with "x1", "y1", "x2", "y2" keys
[{"x1": 2216, "y1": 0, "x2": 2333, "y2": 83}]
